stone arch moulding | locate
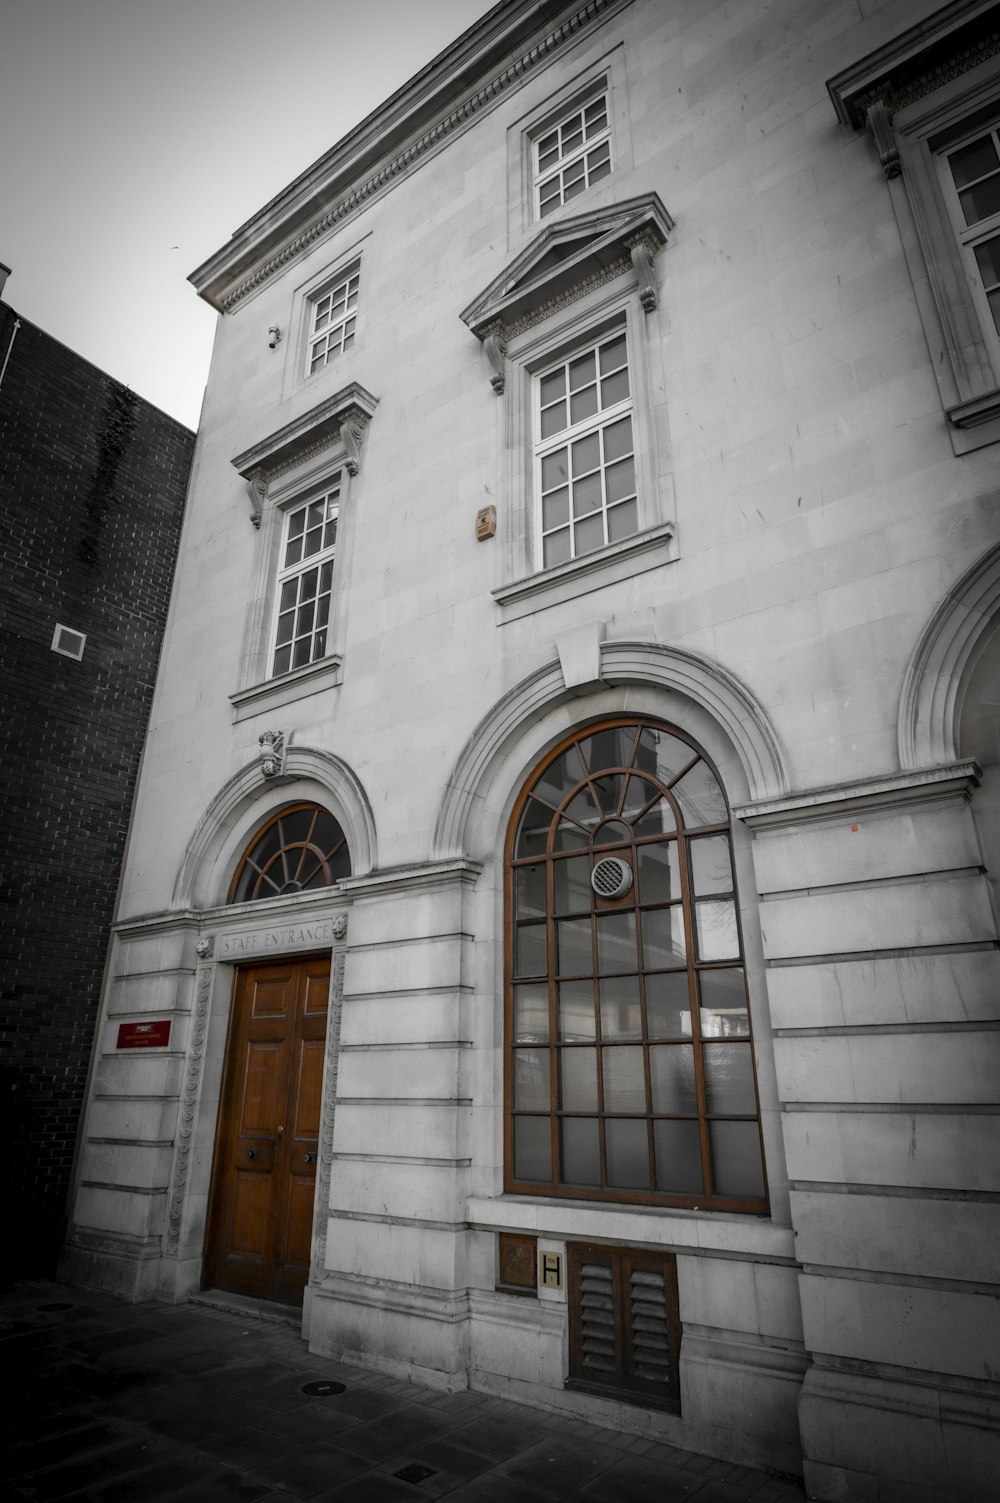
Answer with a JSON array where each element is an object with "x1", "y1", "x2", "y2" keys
[
  {"x1": 172, "y1": 744, "x2": 377, "y2": 910},
  {"x1": 898, "y1": 540, "x2": 1000, "y2": 770},
  {"x1": 431, "y1": 639, "x2": 788, "y2": 861}
]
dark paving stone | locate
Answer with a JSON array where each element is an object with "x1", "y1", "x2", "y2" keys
[
  {"x1": 310, "y1": 1471, "x2": 415, "y2": 1502},
  {"x1": 302, "y1": 1387, "x2": 409, "y2": 1423},
  {"x1": 198, "y1": 1424, "x2": 303, "y2": 1472},
  {"x1": 253, "y1": 1441, "x2": 373, "y2": 1498},
  {"x1": 444, "y1": 1413, "x2": 551, "y2": 1464},
  {"x1": 75, "y1": 1452, "x2": 232, "y2": 1502},
  {"x1": 330, "y1": 1407, "x2": 459, "y2": 1461},
  {"x1": 434, "y1": 1475, "x2": 554, "y2": 1503},
  {"x1": 374, "y1": 1436, "x2": 493, "y2": 1498},
  {"x1": 14, "y1": 1440, "x2": 163, "y2": 1502},
  {"x1": 150, "y1": 1398, "x2": 265, "y2": 1444},
  {"x1": 5, "y1": 1423, "x2": 125, "y2": 1480},
  {"x1": 578, "y1": 1453, "x2": 708, "y2": 1501},
  {"x1": 491, "y1": 1435, "x2": 620, "y2": 1499},
  {"x1": 67, "y1": 1327, "x2": 165, "y2": 1357}
]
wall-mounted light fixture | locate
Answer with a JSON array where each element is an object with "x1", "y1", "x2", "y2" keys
[{"x1": 267, "y1": 325, "x2": 282, "y2": 349}]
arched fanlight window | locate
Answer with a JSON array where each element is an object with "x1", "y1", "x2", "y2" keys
[
  {"x1": 229, "y1": 803, "x2": 350, "y2": 903},
  {"x1": 506, "y1": 718, "x2": 767, "y2": 1212}
]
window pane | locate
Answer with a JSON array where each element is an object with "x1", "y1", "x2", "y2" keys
[
  {"x1": 974, "y1": 233, "x2": 1000, "y2": 288},
  {"x1": 541, "y1": 401, "x2": 567, "y2": 439},
  {"x1": 704, "y1": 1041, "x2": 757, "y2": 1115},
  {"x1": 600, "y1": 367, "x2": 630, "y2": 408},
  {"x1": 569, "y1": 352, "x2": 596, "y2": 390},
  {"x1": 560, "y1": 1118, "x2": 600, "y2": 1185},
  {"x1": 564, "y1": 171, "x2": 586, "y2": 200},
  {"x1": 599, "y1": 334, "x2": 627, "y2": 374},
  {"x1": 553, "y1": 855, "x2": 591, "y2": 914},
  {"x1": 514, "y1": 1117, "x2": 551, "y2": 1182},
  {"x1": 641, "y1": 906, "x2": 686, "y2": 969},
  {"x1": 654, "y1": 1119, "x2": 703, "y2": 1194},
  {"x1": 559, "y1": 979, "x2": 596, "y2": 1041},
  {"x1": 636, "y1": 842, "x2": 679, "y2": 904},
  {"x1": 633, "y1": 797, "x2": 677, "y2": 838},
  {"x1": 606, "y1": 1119, "x2": 650, "y2": 1188},
  {"x1": 605, "y1": 456, "x2": 636, "y2": 504},
  {"x1": 959, "y1": 176, "x2": 1000, "y2": 225},
  {"x1": 544, "y1": 529, "x2": 571, "y2": 569},
  {"x1": 574, "y1": 512, "x2": 605, "y2": 556},
  {"x1": 603, "y1": 1046, "x2": 645, "y2": 1112},
  {"x1": 514, "y1": 984, "x2": 549, "y2": 1043},
  {"x1": 589, "y1": 150, "x2": 612, "y2": 183},
  {"x1": 570, "y1": 384, "x2": 599, "y2": 425},
  {"x1": 534, "y1": 747, "x2": 585, "y2": 808},
  {"x1": 553, "y1": 817, "x2": 589, "y2": 851},
  {"x1": 594, "y1": 817, "x2": 631, "y2": 847},
  {"x1": 514, "y1": 1049, "x2": 550, "y2": 1110},
  {"x1": 599, "y1": 975, "x2": 641, "y2": 1039},
  {"x1": 635, "y1": 727, "x2": 696, "y2": 787},
  {"x1": 542, "y1": 486, "x2": 570, "y2": 531},
  {"x1": 540, "y1": 368, "x2": 566, "y2": 405},
  {"x1": 649, "y1": 1044, "x2": 697, "y2": 1113},
  {"x1": 516, "y1": 795, "x2": 553, "y2": 857},
  {"x1": 284, "y1": 534, "x2": 303, "y2": 567},
  {"x1": 292, "y1": 637, "x2": 311, "y2": 669},
  {"x1": 572, "y1": 471, "x2": 602, "y2": 516},
  {"x1": 645, "y1": 971, "x2": 692, "y2": 1038},
  {"x1": 607, "y1": 499, "x2": 638, "y2": 543},
  {"x1": 695, "y1": 899, "x2": 740, "y2": 961},
  {"x1": 699, "y1": 969, "x2": 749, "y2": 1036},
  {"x1": 949, "y1": 133, "x2": 1000, "y2": 188},
  {"x1": 709, "y1": 1121, "x2": 765, "y2": 1199},
  {"x1": 275, "y1": 611, "x2": 294, "y2": 647},
  {"x1": 690, "y1": 835, "x2": 733, "y2": 896},
  {"x1": 556, "y1": 917, "x2": 592, "y2": 974},
  {"x1": 272, "y1": 644, "x2": 291, "y2": 676},
  {"x1": 572, "y1": 432, "x2": 600, "y2": 476},
  {"x1": 672, "y1": 759, "x2": 728, "y2": 827},
  {"x1": 515, "y1": 863, "x2": 546, "y2": 920},
  {"x1": 541, "y1": 448, "x2": 569, "y2": 491},
  {"x1": 596, "y1": 911, "x2": 637, "y2": 974},
  {"x1": 580, "y1": 725, "x2": 636, "y2": 772},
  {"x1": 515, "y1": 921, "x2": 547, "y2": 977},
  {"x1": 591, "y1": 772, "x2": 623, "y2": 816},
  {"x1": 560, "y1": 1047, "x2": 598, "y2": 1110}
]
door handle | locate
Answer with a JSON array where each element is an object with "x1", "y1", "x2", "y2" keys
[
  {"x1": 303, "y1": 1152, "x2": 315, "y2": 1164},
  {"x1": 246, "y1": 1149, "x2": 257, "y2": 1160}
]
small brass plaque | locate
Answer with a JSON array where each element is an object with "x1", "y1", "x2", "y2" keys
[
  {"x1": 499, "y1": 1232, "x2": 537, "y2": 1289},
  {"x1": 476, "y1": 504, "x2": 497, "y2": 541}
]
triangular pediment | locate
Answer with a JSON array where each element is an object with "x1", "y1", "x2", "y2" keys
[{"x1": 461, "y1": 193, "x2": 673, "y2": 340}]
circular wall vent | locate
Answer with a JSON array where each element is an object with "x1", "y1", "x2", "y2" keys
[{"x1": 591, "y1": 856, "x2": 633, "y2": 900}]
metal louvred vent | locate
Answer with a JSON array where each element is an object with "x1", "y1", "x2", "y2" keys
[
  {"x1": 591, "y1": 855, "x2": 632, "y2": 899},
  {"x1": 629, "y1": 1269, "x2": 672, "y2": 1382},
  {"x1": 579, "y1": 1262, "x2": 616, "y2": 1371}
]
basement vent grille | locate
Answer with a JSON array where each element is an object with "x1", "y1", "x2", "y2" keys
[{"x1": 591, "y1": 855, "x2": 632, "y2": 899}]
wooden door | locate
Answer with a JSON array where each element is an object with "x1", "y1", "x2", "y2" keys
[{"x1": 204, "y1": 954, "x2": 330, "y2": 1306}]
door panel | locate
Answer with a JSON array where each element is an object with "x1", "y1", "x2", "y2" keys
[{"x1": 204, "y1": 954, "x2": 330, "y2": 1305}]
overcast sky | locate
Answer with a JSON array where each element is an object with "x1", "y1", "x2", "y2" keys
[{"x1": 1, "y1": 0, "x2": 498, "y2": 431}]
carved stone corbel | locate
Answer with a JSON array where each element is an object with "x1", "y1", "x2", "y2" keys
[
  {"x1": 339, "y1": 406, "x2": 370, "y2": 476},
  {"x1": 484, "y1": 326, "x2": 507, "y2": 394},
  {"x1": 866, "y1": 97, "x2": 901, "y2": 180},
  {"x1": 246, "y1": 467, "x2": 267, "y2": 529},
  {"x1": 195, "y1": 935, "x2": 215, "y2": 960},
  {"x1": 625, "y1": 231, "x2": 659, "y2": 312},
  {"x1": 258, "y1": 728, "x2": 285, "y2": 779}
]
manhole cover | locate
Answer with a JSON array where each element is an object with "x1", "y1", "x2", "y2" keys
[
  {"x1": 301, "y1": 1380, "x2": 346, "y2": 1396},
  {"x1": 36, "y1": 1303, "x2": 73, "y2": 1312},
  {"x1": 394, "y1": 1464, "x2": 437, "y2": 1484}
]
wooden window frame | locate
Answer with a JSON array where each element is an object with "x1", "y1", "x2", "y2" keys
[
  {"x1": 504, "y1": 716, "x2": 768, "y2": 1214},
  {"x1": 567, "y1": 1242, "x2": 681, "y2": 1410},
  {"x1": 229, "y1": 802, "x2": 350, "y2": 904}
]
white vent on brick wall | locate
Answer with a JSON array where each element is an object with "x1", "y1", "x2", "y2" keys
[
  {"x1": 51, "y1": 624, "x2": 86, "y2": 661},
  {"x1": 591, "y1": 856, "x2": 632, "y2": 900}
]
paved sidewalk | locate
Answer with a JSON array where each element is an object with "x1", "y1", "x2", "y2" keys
[{"x1": 1, "y1": 1281, "x2": 806, "y2": 1503}]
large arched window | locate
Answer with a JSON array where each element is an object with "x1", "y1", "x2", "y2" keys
[
  {"x1": 229, "y1": 803, "x2": 350, "y2": 903},
  {"x1": 506, "y1": 718, "x2": 767, "y2": 1212}
]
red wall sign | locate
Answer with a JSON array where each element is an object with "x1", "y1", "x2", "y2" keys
[{"x1": 116, "y1": 1020, "x2": 171, "y2": 1050}]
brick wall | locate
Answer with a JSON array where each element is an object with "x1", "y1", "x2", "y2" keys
[{"x1": 0, "y1": 303, "x2": 194, "y2": 1278}]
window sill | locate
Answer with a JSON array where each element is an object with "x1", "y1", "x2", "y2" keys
[
  {"x1": 230, "y1": 655, "x2": 343, "y2": 723},
  {"x1": 493, "y1": 522, "x2": 674, "y2": 623},
  {"x1": 946, "y1": 390, "x2": 1000, "y2": 453}
]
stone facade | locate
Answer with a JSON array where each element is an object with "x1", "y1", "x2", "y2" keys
[
  {"x1": 62, "y1": 4, "x2": 1000, "y2": 1499},
  {"x1": 0, "y1": 275, "x2": 194, "y2": 1279}
]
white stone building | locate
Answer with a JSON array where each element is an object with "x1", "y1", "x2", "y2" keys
[{"x1": 63, "y1": 2, "x2": 1000, "y2": 1497}]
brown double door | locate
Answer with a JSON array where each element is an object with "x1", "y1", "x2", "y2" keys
[{"x1": 204, "y1": 955, "x2": 329, "y2": 1306}]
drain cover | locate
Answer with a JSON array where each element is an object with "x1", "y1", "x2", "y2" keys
[
  {"x1": 394, "y1": 1464, "x2": 437, "y2": 1484},
  {"x1": 301, "y1": 1379, "x2": 346, "y2": 1396},
  {"x1": 36, "y1": 1303, "x2": 73, "y2": 1312}
]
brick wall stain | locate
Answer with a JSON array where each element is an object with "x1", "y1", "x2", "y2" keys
[{"x1": 0, "y1": 303, "x2": 195, "y2": 1274}]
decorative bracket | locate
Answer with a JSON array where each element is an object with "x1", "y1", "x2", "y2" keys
[
  {"x1": 484, "y1": 327, "x2": 507, "y2": 394},
  {"x1": 259, "y1": 728, "x2": 286, "y2": 779},
  {"x1": 866, "y1": 98, "x2": 901, "y2": 180},
  {"x1": 246, "y1": 468, "x2": 267, "y2": 529},
  {"x1": 625, "y1": 230, "x2": 659, "y2": 311},
  {"x1": 339, "y1": 405, "x2": 370, "y2": 476}
]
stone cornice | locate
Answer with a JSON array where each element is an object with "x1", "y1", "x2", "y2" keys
[
  {"x1": 191, "y1": 0, "x2": 625, "y2": 312},
  {"x1": 231, "y1": 383, "x2": 378, "y2": 486},
  {"x1": 733, "y1": 761, "x2": 981, "y2": 829},
  {"x1": 826, "y1": 0, "x2": 1000, "y2": 129}
]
